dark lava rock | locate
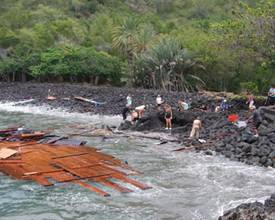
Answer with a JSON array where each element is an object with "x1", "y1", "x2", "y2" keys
[{"x1": 219, "y1": 195, "x2": 275, "y2": 220}]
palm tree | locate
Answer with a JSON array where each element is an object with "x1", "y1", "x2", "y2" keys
[
  {"x1": 134, "y1": 37, "x2": 205, "y2": 92},
  {"x1": 112, "y1": 17, "x2": 140, "y2": 64}
]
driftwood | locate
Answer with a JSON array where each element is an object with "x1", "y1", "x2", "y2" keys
[
  {"x1": 172, "y1": 141, "x2": 215, "y2": 152},
  {"x1": 113, "y1": 130, "x2": 181, "y2": 143}
]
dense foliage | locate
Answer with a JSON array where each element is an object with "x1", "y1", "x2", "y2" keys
[{"x1": 0, "y1": 0, "x2": 274, "y2": 92}]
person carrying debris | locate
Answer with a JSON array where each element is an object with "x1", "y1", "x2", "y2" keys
[
  {"x1": 268, "y1": 84, "x2": 275, "y2": 105},
  {"x1": 189, "y1": 117, "x2": 202, "y2": 139},
  {"x1": 247, "y1": 107, "x2": 263, "y2": 137},
  {"x1": 122, "y1": 94, "x2": 133, "y2": 120},
  {"x1": 164, "y1": 104, "x2": 173, "y2": 130}
]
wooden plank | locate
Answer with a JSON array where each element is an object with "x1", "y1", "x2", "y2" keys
[
  {"x1": 0, "y1": 164, "x2": 28, "y2": 179},
  {"x1": 0, "y1": 160, "x2": 23, "y2": 164},
  {"x1": 39, "y1": 171, "x2": 77, "y2": 182},
  {"x1": 73, "y1": 180, "x2": 110, "y2": 197},
  {"x1": 112, "y1": 173, "x2": 152, "y2": 190},
  {"x1": 99, "y1": 179, "x2": 133, "y2": 193},
  {"x1": 31, "y1": 175, "x2": 54, "y2": 186},
  {"x1": 20, "y1": 133, "x2": 46, "y2": 139},
  {"x1": 52, "y1": 152, "x2": 89, "y2": 159},
  {"x1": 0, "y1": 148, "x2": 18, "y2": 159},
  {"x1": 56, "y1": 163, "x2": 113, "y2": 179}
]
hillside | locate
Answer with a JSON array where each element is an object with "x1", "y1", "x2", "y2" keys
[{"x1": 0, "y1": 0, "x2": 274, "y2": 93}]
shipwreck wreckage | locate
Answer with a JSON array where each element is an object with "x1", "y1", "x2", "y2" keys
[{"x1": 0, "y1": 128, "x2": 151, "y2": 197}]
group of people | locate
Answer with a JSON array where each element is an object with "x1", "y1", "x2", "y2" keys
[
  {"x1": 243, "y1": 84, "x2": 275, "y2": 137},
  {"x1": 122, "y1": 84, "x2": 275, "y2": 140},
  {"x1": 122, "y1": 94, "x2": 200, "y2": 138}
]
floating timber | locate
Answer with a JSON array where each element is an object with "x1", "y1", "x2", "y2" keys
[{"x1": 0, "y1": 136, "x2": 151, "y2": 196}]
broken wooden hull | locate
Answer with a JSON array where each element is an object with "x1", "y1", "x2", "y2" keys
[{"x1": 0, "y1": 141, "x2": 151, "y2": 196}]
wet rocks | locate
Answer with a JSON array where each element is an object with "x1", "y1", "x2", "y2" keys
[
  {"x1": 219, "y1": 194, "x2": 275, "y2": 220},
  {"x1": 212, "y1": 107, "x2": 275, "y2": 168}
]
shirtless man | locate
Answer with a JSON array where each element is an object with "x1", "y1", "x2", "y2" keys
[{"x1": 189, "y1": 117, "x2": 202, "y2": 139}]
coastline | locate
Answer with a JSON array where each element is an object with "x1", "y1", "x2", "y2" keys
[{"x1": 1, "y1": 82, "x2": 275, "y2": 219}]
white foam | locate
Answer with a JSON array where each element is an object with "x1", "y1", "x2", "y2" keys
[{"x1": 0, "y1": 100, "x2": 122, "y2": 126}]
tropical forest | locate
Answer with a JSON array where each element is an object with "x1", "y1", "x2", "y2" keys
[{"x1": 0, "y1": 0, "x2": 274, "y2": 93}]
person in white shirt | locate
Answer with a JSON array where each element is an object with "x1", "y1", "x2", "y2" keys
[
  {"x1": 156, "y1": 95, "x2": 163, "y2": 106},
  {"x1": 122, "y1": 94, "x2": 132, "y2": 120},
  {"x1": 126, "y1": 94, "x2": 132, "y2": 107}
]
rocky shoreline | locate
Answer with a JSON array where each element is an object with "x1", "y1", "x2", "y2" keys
[
  {"x1": 0, "y1": 82, "x2": 249, "y2": 115},
  {"x1": 219, "y1": 194, "x2": 275, "y2": 220},
  {"x1": 0, "y1": 82, "x2": 275, "y2": 219}
]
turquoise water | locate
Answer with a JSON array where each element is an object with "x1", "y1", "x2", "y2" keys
[{"x1": 0, "y1": 104, "x2": 275, "y2": 220}]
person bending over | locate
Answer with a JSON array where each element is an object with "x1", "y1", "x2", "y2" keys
[
  {"x1": 189, "y1": 117, "x2": 202, "y2": 139},
  {"x1": 178, "y1": 99, "x2": 189, "y2": 112},
  {"x1": 135, "y1": 105, "x2": 146, "y2": 118},
  {"x1": 131, "y1": 110, "x2": 139, "y2": 125}
]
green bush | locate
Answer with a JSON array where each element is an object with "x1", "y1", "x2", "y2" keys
[{"x1": 30, "y1": 46, "x2": 124, "y2": 85}]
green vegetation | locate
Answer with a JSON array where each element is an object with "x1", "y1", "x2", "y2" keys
[{"x1": 0, "y1": 0, "x2": 274, "y2": 92}]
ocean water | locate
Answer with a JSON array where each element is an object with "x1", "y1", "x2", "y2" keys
[{"x1": 0, "y1": 101, "x2": 275, "y2": 220}]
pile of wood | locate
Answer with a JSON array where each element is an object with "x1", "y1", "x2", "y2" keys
[{"x1": 0, "y1": 131, "x2": 151, "y2": 196}]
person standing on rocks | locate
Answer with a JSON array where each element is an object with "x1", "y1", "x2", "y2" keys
[
  {"x1": 268, "y1": 84, "x2": 275, "y2": 105},
  {"x1": 189, "y1": 117, "x2": 202, "y2": 139},
  {"x1": 246, "y1": 92, "x2": 256, "y2": 112},
  {"x1": 220, "y1": 98, "x2": 229, "y2": 111},
  {"x1": 248, "y1": 107, "x2": 263, "y2": 137},
  {"x1": 156, "y1": 95, "x2": 163, "y2": 106},
  {"x1": 122, "y1": 94, "x2": 132, "y2": 120},
  {"x1": 156, "y1": 95, "x2": 163, "y2": 111},
  {"x1": 164, "y1": 104, "x2": 173, "y2": 130},
  {"x1": 126, "y1": 94, "x2": 132, "y2": 108}
]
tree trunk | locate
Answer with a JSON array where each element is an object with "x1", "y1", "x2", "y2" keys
[
  {"x1": 12, "y1": 72, "x2": 16, "y2": 82},
  {"x1": 94, "y1": 76, "x2": 99, "y2": 86},
  {"x1": 21, "y1": 72, "x2": 26, "y2": 82}
]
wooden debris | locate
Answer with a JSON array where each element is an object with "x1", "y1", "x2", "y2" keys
[
  {"x1": 74, "y1": 96, "x2": 106, "y2": 106},
  {"x1": 0, "y1": 140, "x2": 151, "y2": 196},
  {"x1": 46, "y1": 96, "x2": 57, "y2": 100},
  {"x1": 0, "y1": 148, "x2": 18, "y2": 159}
]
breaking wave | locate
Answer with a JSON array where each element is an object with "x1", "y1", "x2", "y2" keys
[{"x1": 0, "y1": 100, "x2": 121, "y2": 126}]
